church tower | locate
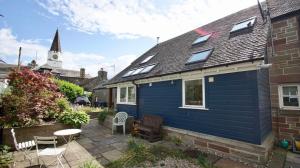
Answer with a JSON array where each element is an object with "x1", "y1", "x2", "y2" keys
[{"x1": 47, "y1": 29, "x2": 62, "y2": 68}]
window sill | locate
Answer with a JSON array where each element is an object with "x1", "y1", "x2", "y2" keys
[
  {"x1": 280, "y1": 107, "x2": 300, "y2": 111},
  {"x1": 179, "y1": 106, "x2": 209, "y2": 110},
  {"x1": 117, "y1": 103, "x2": 136, "y2": 106}
]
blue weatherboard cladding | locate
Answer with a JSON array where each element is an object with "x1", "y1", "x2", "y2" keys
[
  {"x1": 117, "y1": 70, "x2": 272, "y2": 144},
  {"x1": 117, "y1": 104, "x2": 137, "y2": 117},
  {"x1": 257, "y1": 69, "x2": 272, "y2": 141}
]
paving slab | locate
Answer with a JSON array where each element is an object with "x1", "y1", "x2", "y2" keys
[
  {"x1": 284, "y1": 152, "x2": 300, "y2": 168},
  {"x1": 11, "y1": 141, "x2": 103, "y2": 168}
]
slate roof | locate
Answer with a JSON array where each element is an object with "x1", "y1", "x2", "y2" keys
[
  {"x1": 106, "y1": 3, "x2": 268, "y2": 85},
  {"x1": 267, "y1": 0, "x2": 300, "y2": 19},
  {"x1": 50, "y1": 29, "x2": 61, "y2": 52}
]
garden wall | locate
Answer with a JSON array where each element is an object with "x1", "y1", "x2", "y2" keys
[
  {"x1": 164, "y1": 126, "x2": 274, "y2": 167},
  {"x1": 2, "y1": 122, "x2": 72, "y2": 149}
]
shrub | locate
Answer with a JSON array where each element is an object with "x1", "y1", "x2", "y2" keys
[
  {"x1": 55, "y1": 79, "x2": 84, "y2": 102},
  {"x1": 59, "y1": 110, "x2": 90, "y2": 128},
  {"x1": 0, "y1": 145, "x2": 13, "y2": 167},
  {"x1": 197, "y1": 154, "x2": 216, "y2": 168},
  {"x1": 56, "y1": 97, "x2": 71, "y2": 112},
  {"x1": 0, "y1": 69, "x2": 62, "y2": 127},
  {"x1": 98, "y1": 108, "x2": 114, "y2": 124},
  {"x1": 80, "y1": 160, "x2": 100, "y2": 168}
]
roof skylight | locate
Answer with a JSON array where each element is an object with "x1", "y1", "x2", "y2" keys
[
  {"x1": 122, "y1": 64, "x2": 157, "y2": 78},
  {"x1": 186, "y1": 49, "x2": 213, "y2": 64},
  {"x1": 122, "y1": 69, "x2": 135, "y2": 77},
  {"x1": 131, "y1": 67, "x2": 144, "y2": 75},
  {"x1": 140, "y1": 64, "x2": 156, "y2": 73},
  {"x1": 141, "y1": 55, "x2": 155, "y2": 64},
  {"x1": 193, "y1": 34, "x2": 211, "y2": 45},
  {"x1": 231, "y1": 17, "x2": 256, "y2": 33}
]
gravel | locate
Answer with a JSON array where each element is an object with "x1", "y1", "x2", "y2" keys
[{"x1": 133, "y1": 157, "x2": 201, "y2": 168}]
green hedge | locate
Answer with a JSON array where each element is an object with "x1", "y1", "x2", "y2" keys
[{"x1": 54, "y1": 79, "x2": 84, "y2": 102}]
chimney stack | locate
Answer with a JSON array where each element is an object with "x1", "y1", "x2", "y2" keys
[
  {"x1": 80, "y1": 68, "x2": 85, "y2": 78},
  {"x1": 98, "y1": 68, "x2": 107, "y2": 81}
]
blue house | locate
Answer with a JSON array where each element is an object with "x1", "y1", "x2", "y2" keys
[{"x1": 105, "y1": 3, "x2": 272, "y2": 159}]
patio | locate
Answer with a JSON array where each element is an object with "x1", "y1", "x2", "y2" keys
[
  {"x1": 11, "y1": 118, "x2": 300, "y2": 168},
  {"x1": 10, "y1": 118, "x2": 243, "y2": 168}
]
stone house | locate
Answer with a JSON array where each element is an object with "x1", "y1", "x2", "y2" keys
[{"x1": 268, "y1": 0, "x2": 300, "y2": 142}]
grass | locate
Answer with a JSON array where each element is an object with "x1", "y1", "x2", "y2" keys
[
  {"x1": 106, "y1": 139, "x2": 212, "y2": 168},
  {"x1": 75, "y1": 106, "x2": 103, "y2": 113}
]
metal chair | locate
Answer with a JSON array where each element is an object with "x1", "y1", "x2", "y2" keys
[
  {"x1": 34, "y1": 136, "x2": 66, "y2": 168},
  {"x1": 11, "y1": 128, "x2": 36, "y2": 165},
  {"x1": 112, "y1": 112, "x2": 128, "y2": 135}
]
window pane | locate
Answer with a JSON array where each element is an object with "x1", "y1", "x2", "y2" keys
[
  {"x1": 131, "y1": 67, "x2": 144, "y2": 75},
  {"x1": 193, "y1": 34, "x2": 211, "y2": 44},
  {"x1": 231, "y1": 17, "x2": 256, "y2": 32},
  {"x1": 128, "y1": 86, "x2": 136, "y2": 103},
  {"x1": 122, "y1": 70, "x2": 134, "y2": 77},
  {"x1": 140, "y1": 64, "x2": 156, "y2": 73},
  {"x1": 283, "y1": 86, "x2": 298, "y2": 95},
  {"x1": 185, "y1": 79, "x2": 203, "y2": 106},
  {"x1": 141, "y1": 55, "x2": 154, "y2": 64},
  {"x1": 283, "y1": 96, "x2": 299, "y2": 107},
  {"x1": 187, "y1": 50, "x2": 212, "y2": 63},
  {"x1": 120, "y1": 87, "x2": 127, "y2": 102}
]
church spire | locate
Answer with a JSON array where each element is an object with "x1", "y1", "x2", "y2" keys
[{"x1": 50, "y1": 29, "x2": 61, "y2": 52}]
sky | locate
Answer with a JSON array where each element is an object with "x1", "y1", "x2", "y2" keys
[{"x1": 0, "y1": 0, "x2": 260, "y2": 78}]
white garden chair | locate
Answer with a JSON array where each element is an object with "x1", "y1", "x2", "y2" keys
[
  {"x1": 34, "y1": 136, "x2": 66, "y2": 168},
  {"x1": 112, "y1": 112, "x2": 128, "y2": 135},
  {"x1": 11, "y1": 128, "x2": 36, "y2": 165}
]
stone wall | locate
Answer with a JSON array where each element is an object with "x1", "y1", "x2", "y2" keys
[
  {"x1": 163, "y1": 126, "x2": 274, "y2": 167},
  {"x1": 269, "y1": 15, "x2": 300, "y2": 142}
]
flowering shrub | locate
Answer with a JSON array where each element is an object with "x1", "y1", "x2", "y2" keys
[{"x1": 0, "y1": 69, "x2": 62, "y2": 127}]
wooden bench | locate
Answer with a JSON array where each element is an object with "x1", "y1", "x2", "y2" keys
[{"x1": 135, "y1": 114, "x2": 163, "y2": 142}]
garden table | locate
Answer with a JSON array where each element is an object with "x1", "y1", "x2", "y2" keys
[{"x1": 53, "y1": 129, "x2": 81, "y2": 167}]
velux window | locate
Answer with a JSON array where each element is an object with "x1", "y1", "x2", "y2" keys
[
  {"x1": 122, "y1": 64, "x2": 156, "y2": 77},
  {"x1": 141, "y1": 55, "x2": 155, "y2": 64},
  {"x1": 186, "y1": 49, "x2": 213, "y2": 64},
  {"x1": 231, "y1": 17, "x2": 256, "y2": 33},
  {"x1": 193, "y1": 34, "x2": 211, "y2": 45},
  {"x1": 279, "y1": 84, "x2": 300, "y2": 110},
  {"x1": 182, "y1": 78, "x2": 205, "y2": 108},
  {"x1": 118, "y1": 85, "x2": 136, "y2": 104}
]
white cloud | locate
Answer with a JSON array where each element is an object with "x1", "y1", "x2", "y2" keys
[
  {"x1": 0, "y1": 28, "x2": 135, "y2": 78},
  {"x1": 36, "y1": 0, "x2": 258, "y2": 41}
]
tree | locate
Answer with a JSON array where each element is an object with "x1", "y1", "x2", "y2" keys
[
  {"x1": 0, "y1": 68, "x2": 62, "y2": 127},
  {"x1": 54, "y1": 79, "x2": 84, "y2": 102}
]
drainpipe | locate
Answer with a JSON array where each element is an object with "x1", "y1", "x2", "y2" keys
[
  {"x1": 132, "y1": 81, "x2": 139, "y2": 119},
  {"x1": 266, "y1": 3, "x2": 280, "y2": 142}
]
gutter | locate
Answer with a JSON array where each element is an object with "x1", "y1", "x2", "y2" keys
[{"x1": 105, "y1": 58, "x2": 264, "y2": 86}]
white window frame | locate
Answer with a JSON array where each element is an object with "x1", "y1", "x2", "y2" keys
[
  {"x1": 278, "y1": 84, "x2": 300, "y2": 110},
  {"x1": 117, "y1": 85, "x2": 136, "y2": 105},
  {"x1": 181, "y1": 77, "x2": 206, "y2": 110}
]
